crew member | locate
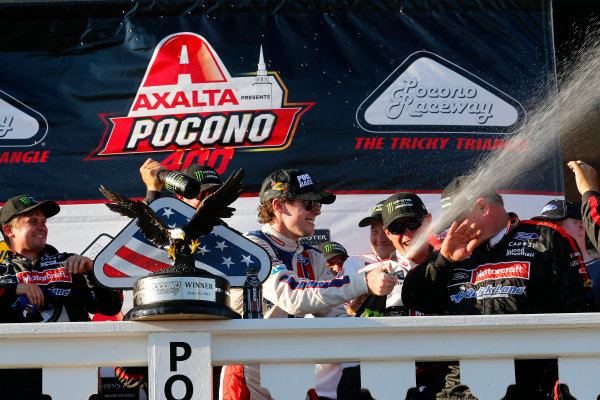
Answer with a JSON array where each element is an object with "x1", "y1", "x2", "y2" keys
[
  {"x1": 0, "y1": 194, "x2": 123, "y2": 399},
  {"x1": 402, "y1": 175, "x2": 595, "y2": 400}
]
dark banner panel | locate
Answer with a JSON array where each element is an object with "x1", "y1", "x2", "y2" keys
[{"x1": 0, "y1": 0, "x2": 559, "y2": 201}]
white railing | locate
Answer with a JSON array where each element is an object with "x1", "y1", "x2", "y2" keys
[{"x1": 2, "y1": 313, "x2": 600, "y2": 400}]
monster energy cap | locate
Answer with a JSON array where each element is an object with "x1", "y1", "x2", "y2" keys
[
  {"x1": 381, "y1": 192, "x2": 428, "y2": 229},
  {"x1": 0, "y1": 195, "x2": 60, "y2": 226},
  {"x1": 259, "y1": 168, "x2": 336, "y2": 204},
  {"x1": 317, "y1": 241, "x2": 348, "y2": 261},
  {"x1": 358, "y1": 200, "x2": 385, "y2": 227},
  {"x1": 181, "y1": 164, "x2": 222, "y2": 193}
]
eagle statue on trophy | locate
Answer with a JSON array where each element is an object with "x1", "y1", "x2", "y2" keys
[{"x1": 99, "y1": 168, "x2": 244, "y2": 273}]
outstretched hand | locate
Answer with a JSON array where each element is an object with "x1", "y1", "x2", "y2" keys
[
  {"x1": 440, "y1": 219, "x2": 482, "y2": 262},
  {"x1": 568, "y1": 160, "x2": 600, "y2": 195}
]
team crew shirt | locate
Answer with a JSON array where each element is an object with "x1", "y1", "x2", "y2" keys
[{"x1": 402, "y1": 213, "x2": 594, "y2": 315}]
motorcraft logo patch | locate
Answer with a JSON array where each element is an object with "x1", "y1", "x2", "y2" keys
[
  {"x1": 16, "y1": 267, "x2": 72, "y2": 285},
  {"x1": 0, "y1": 90, "x2": 48, "y2": 147},
  {"x1": 92, "y1": 32, "x2": 313, "y2": 157},
  {"x1": 356, "y1": 51, "x2": 526, "y2": 134},
  {"x1": 471, "y1": 261, "x2": 530, "y2": 285}
]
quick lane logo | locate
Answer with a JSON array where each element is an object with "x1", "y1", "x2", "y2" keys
[
  {"x1": 356, "y1": 51, "x2": 526, "y2": 134},
  {"x1": 471, "y1": 261, "x2": 530, "y2": 285},
  {"x1": 92, "y1": 33, "x2": 313, "y2": 157},
  {"x1": 0, "y1": 90, "x2": 48, "y2": 147}
]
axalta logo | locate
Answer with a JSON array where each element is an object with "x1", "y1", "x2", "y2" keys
[
  {"x1": 0, "y1": 90, "x2": 48, "y2": 147},
  {"x1": 471, "y1": 261, "x2": 530, "y2": 284},
  {"x1": 91, "y1": 33, "x2": 313, "y2": 157},
  {"x1": 356, "y1": 51, "x2": 526, "y2": 134}
]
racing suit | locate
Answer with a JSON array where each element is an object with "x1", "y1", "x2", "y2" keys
[
  {"x1": 0, "y1": 245, "x2": 123, "y2": 399},
  {"x1": 339, "y1": 252, "x2": 379, "y2": 277},
  {"x1": 221, "y1": 224, "x2": 370, "y2": 400},
  {"x1": 402, "y1": 213, "x2": 595, "y2": 399},
  {"x1": 581, "y1": 190, "x2": 600, "y2": 253},
  {"x1": 359, "y1": 249, "x2": 432, "y2": 316}
]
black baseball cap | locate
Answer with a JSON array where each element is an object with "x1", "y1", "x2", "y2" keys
[
  {"x1": 358, "y1": 200, "x2": 385, "y2": 227},
  {"x1": 0, "y1": 195, "x2": 60, "y2": 226},
  {"x1": 532, "y1": 199, "x2": 582, "y2": 221},
  {"x1": 259, "y1": 169, "x2": 336, "y2": 204},
  {"x1": 181, "y1": 164, "x2": 222, "y2": 193},
  {"x1": 317, "y1": 241, "x2": 348, "y2": 261},
  {"x1": 381, "y1": 192, "x2": 428, "y2": 229}
]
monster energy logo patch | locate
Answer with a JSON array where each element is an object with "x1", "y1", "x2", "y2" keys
[
  {"x1": 194, "y1": 170, "x2": 218, "y2": 183},
  {"x1": 386, "y1": 203, "x2": 393, "y2": 214},
  {"x1": 322, "y1": 243, "x2": 345, "y2": 254},
  {"x1": 20, "y1": 196, "x2": 34, "y2": 206}
]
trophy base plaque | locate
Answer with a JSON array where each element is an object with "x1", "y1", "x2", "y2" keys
[{"x1": 127, "y1": 268, "x2": 240, "y2": 321}]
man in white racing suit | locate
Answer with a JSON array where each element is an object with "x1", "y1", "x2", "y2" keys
[{"x1": 221, "y1": 168, "x2": 397, "y2": 400}]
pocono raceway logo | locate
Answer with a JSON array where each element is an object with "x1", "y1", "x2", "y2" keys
[
  {"x1": 356, "y1": 51, "x2": 526, "y2": 134},
  {"x1": 0, "y1": 90, "x2": 50, "y2": 164},
  {"x1": 91, "y1": 33, "x2": 313, "y2": 158},
  {"x1": 0, "y1": 90, "x2": 48, "y2": 146}
]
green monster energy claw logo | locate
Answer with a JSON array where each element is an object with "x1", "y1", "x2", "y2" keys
[
  {"x1": 386, "y1": 203, "x2": 394, "y2": 214},
  {"x1": 324, "y1": 244, "x2": 333, "y2": 252},
  {"x1": 20, "y1": 197, "x2": 33, "y2": 206},
  {"x1": 194, "y1": 171, "x2": 205, "y2": 182},
  {"x1": 364, "y1": 308, "x2": 384, "y2": 317}
]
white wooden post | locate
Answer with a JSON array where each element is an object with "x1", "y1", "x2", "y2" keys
[{"x1": 149, "y1": 332, "x2": 212, "y2": 400}]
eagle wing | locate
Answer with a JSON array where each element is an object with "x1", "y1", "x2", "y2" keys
[
  {"x1": 182, "y1": 168, "x2": 244, "y2": 239},
  {"x1": 99, "y1": 185, "x2": 170, "y2": 248}
]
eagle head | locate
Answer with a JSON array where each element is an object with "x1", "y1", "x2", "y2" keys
[{"x1": 170, "y1": 228, "x2": 185, "y2": 242}]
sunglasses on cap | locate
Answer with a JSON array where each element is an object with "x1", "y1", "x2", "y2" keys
[
  {"x1": 302, "y1": 199, "x2": 322, "y2": 211},
  {"x1": 387, "y1": 218, "x2": 423, "y2": 235}
]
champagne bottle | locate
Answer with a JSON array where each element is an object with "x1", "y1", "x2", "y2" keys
[{"x1": 158, "y1": 170, "x2": 200, "y2": 199}]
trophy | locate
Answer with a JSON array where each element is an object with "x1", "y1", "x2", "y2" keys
[{"x1": 99, "y1": 169, "x2": 245, "y2": 320}]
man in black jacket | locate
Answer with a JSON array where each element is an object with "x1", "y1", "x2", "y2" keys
[
  {"x1": 402, "y1": 176, "x2": 595, "y2": 399},
  {"x1": 0, "y1": 194, "x2": 123, "y2": 399}
]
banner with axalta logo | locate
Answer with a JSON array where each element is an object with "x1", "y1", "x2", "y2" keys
[
  {"x1": 0, "y1": 1, "x2": 562, "y2": 276},
  {"x1": 94, "y1": 33, "x2": 312, "y2": 156}
]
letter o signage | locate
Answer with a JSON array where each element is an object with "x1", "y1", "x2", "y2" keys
[{"x1": 164, "y1": 374, "x2": 193, "y2": 400}]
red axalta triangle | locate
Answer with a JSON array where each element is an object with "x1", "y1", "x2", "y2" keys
[{"x1": 142, "y1": 33, "x2": 227, "y2": 87}]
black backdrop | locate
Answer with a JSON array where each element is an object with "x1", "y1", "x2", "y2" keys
[{"x1": 0, "y1": 0, "x2": 561, "y2": 202}]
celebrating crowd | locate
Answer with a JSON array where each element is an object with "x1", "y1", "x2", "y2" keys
[{"x1": 1, "y1": 158, "x2": 600, "y2": 400}]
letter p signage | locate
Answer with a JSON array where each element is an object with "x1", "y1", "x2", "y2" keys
[{"x1": 149, "y1": 333, "x2": 212, "y2": 400}]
